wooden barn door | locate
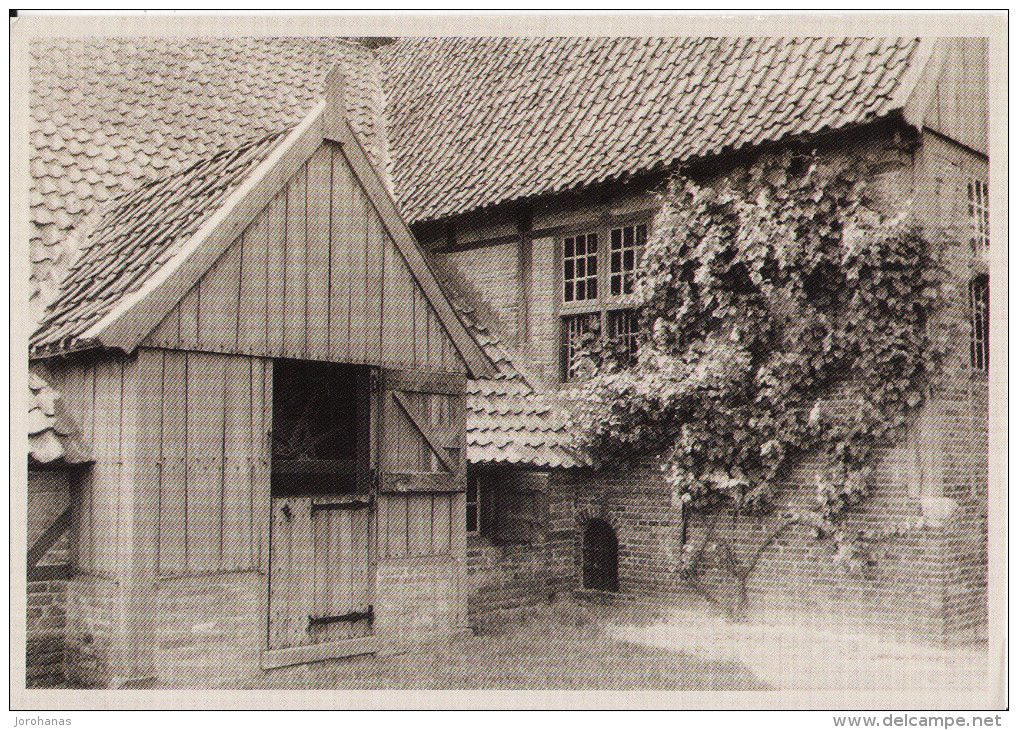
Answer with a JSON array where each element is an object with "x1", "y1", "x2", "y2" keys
[
  {"x1": 265, "y1": 363, "x2": 376, "y2": 667},
  {"x1": 375, "y1": 370, "x2": 468, "y2": 637}
]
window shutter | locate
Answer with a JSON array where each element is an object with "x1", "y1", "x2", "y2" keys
[{"x1": 379, "y1": 370, "x2": 467, "y2": 494}]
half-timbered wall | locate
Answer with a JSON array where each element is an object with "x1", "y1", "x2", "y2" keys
[{"x1": 143, "y1": 141, "x2": 466, "y2": 374}]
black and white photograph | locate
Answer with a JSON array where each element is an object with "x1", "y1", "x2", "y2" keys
[{"x1": 10, "y1": 11, "x2": 1005, "y2": 714}]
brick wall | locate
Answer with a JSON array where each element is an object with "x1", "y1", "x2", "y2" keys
[
  {"x1": 563, "y1": 413, "x2": 987, "y2": 645},
  {"x1": 375, "y1": 556, "x2": 459, "y2": 639},
  {"x1": 153, "y1": 572, "x2": 265, "y2": 688},
  {"x1": 65, "y1": 574, "x2": 118, "y2": 687},
  {"x1": 26, "y1": 469, "x2": 71, "y2": 687},
  {"x1": 436, "y1": 122, "x2": 987, "y2": 646},
  {"x1": 26, "y1": 580, "x2": 67, "y2": 687}
]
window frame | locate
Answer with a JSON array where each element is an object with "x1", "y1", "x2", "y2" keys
[
  {"x1": 967, "y1": 177, "x2": 989, "y2": 261},
  {"x1": 559, "y1": 216, "x2": 648, "y2": 380},
  {"x1": 968, "y1": 274, "x2": 989, "y2": 373}
]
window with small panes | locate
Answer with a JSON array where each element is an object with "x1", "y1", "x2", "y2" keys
[
  {"x1": 967, "y1": 178, "x2": 989, "y2": 259},
  {"x1": 969, "y1": 274, "x2": 989, "y2": 372},
  {"x1": 560, "y1": 221, "x2": 647, "y2": 380}
]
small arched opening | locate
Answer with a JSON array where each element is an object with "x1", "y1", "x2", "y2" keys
[{"x1": 582, "y1": 519, "x2": 619, "y2": 592}]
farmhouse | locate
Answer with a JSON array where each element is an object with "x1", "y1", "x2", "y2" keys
[
  {"x1": 379, "y1": 37, "x2": 990, "y2": 641},
  {"x1": 25, "y1": 36, "x2": 990, "y2": 687}
]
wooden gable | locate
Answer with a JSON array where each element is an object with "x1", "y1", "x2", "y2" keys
[{"x1": 142, "y1": 138, "x2": 467, "y2": 373}]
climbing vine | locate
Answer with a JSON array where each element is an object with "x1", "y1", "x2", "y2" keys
[{"x1": 569, "y1": 149, "x2": 956, "y2": 618}]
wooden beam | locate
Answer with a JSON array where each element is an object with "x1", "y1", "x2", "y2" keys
[
  {"x1": 380, "y1": 472, "x2": 463, "y2": 494},
  {"x1": 27, "y1": 505, "x2": 71, "y2": 570},
  {"x1": 333, "y1": 121, "x2": 494, "y2": 379},
  {"x1": 383, "y1": 369, "x2": 466, "y2": 395},
  {"x1": 89, "y1": 102, "x2": 327, "y2": 354},
  {"x1": 260, "y1": 634, "x2": 377, "y2": 670},
  {"x1": 391, "y1": 391, "x2": 457, "y2": 474},
  {"x1": 323, "y1": 64, "x2": 346, "y2": 142}
]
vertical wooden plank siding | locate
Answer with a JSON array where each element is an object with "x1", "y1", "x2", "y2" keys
[
  {"x1": 387, "y1": 496, "x2": 409, "y2": 559},
  {"x1": 265, "y1": 192, "x2": 288, "y2": 357},
  {"x1": 244, "y1": 209, "x2": 270, "y2": 356},
  {"x1": 406, "y1": 495, "x2": 431, "y2": 556},
  {"x1": 289, "y1": 498, "x2": 314, "y2": 647},
  {"x1": 184, "y1": 353, "x2": 225, "y2": 572},
  {"x1": 90, "y1": 359, "x2": 123, "y2": 576},
  {"x1": 197, "y1": 242, "x2": 241, "y2": 353},
  {"x1": 147, "y1": 305, "x2": 180, "y2": 349},
  {"x1": 432, "y1": 493, "x2": 452, "y2": 554},
  {"x1": 121, "y1": 349, "x2": 163, "y2": 677},
  {"x1": 334, "y1": 507, "x2": 354, "y2": 640},
  {"x1": 268, "y1": 498, "x2": 292, "y2": 649},
  {"x1": 365, "y1": 217, "x2": 386, "y2": 364},
  {"x1": 152, "y1": 351, "x2": 265, "y2": 576},
  {"x1": 283, "y1": 163, "x2": 308, "y2": 359},
  {"x1": 351, "y1": 508, "x2": 371, "y2": 637},
  {"x1": 426, "y1": 308, "x2": 444, "y2": 373},
  {"x1": 312, "y1": 509, "x2": 332, "y2": 640},
  {"x1": 328, "y1": 143, "x2": 352, "y2": 363},
  {"x1": 380, "y1": 238, "x2": 402, "y2": 366},
  {"x1": 159, "y1": 351, "x2": 188, "y2": 574},
  {"x1": 413, "y1": 289, "x2": 429, "y2": 371},
  {"x1": 135, "y1": 143, "x2": 471, "y2": 375},
  {"x1": 347, "y1": 185, "x2": 369, "y2": 363},
  {"x1": 305, "y1": 145, "x2": 332, "y2": 362},
  {"x1": 81, "y1": 364, "x2": 97, "y2": 572},
  {"x1": 237, "y1": 232, "x2": 259, "y2": 356},
  {"x1": 270, "y1": 492, "x2": 376, "y2": 648},
  {"x1": 222, "y1": 356, "x2": 253, "y2": 571},
  {"x1": 178, "y1": 284, "x2": 199, "y2": 348},
  {"x1": 254, "y1": 359, "x2": 272, "y2": 571},
  {"x1": 375, "y1": 484, "x2": 389, "y2": 559},
  {"x1": 57, "y1": 364, "x2": 88, "y2": 570}
]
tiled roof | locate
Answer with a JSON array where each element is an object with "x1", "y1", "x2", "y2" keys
[
  {"x1": 449, "y1": 296, "x2": 585, "y2": 469},
  {"x1": 28, "y1": 372, "x2": 92, "y2": 466},
  {"x1": 28, "y1": 36, "x2": 387, "y2": 323},
  {"x1": 30, "y1": 128, "x2": 287, "y2": 355},
  {"x1": 380, "y1": 37, "x2": 921, "y2": 223}
]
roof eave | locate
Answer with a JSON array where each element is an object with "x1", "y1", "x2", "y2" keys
[{"x1": 29, "y1": 337, "x2": 103, "y2": 361}]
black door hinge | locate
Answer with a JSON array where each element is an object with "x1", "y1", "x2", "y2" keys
[{"x1": 307, "y1": 605, "x2": 374, "y2": 632}]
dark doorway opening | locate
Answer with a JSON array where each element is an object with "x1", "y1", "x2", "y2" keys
[{"x1": 582, "y1": 519, "x2": 618, "y2": 592}]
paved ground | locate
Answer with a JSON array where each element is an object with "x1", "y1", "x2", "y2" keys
[
  {"x1": 38, "y1": 596, "x2": 991, "y2": 692},
  {"x1": 240, "y1": 597, "x2": 990, "y2": 692},
  {"x1": 240, "y1": 599, "x2": 770, "y2": 691},
  {"x1": 612, "y1": 606, "x2": 990, "y2": 693}
]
